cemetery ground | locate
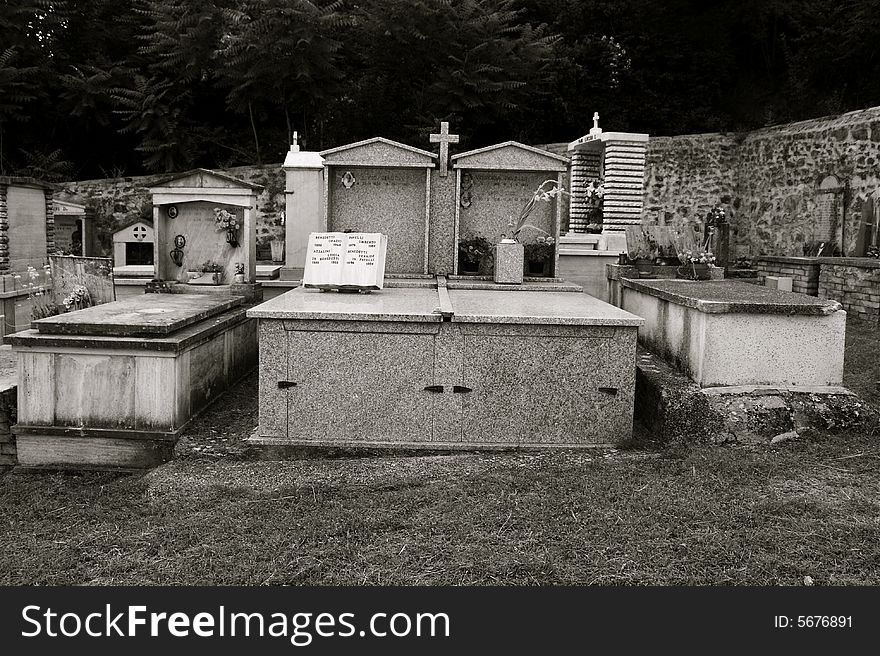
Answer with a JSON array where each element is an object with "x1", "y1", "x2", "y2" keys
[{"x1": 0, "y1": 322, "x2": 878, "y2": 586}]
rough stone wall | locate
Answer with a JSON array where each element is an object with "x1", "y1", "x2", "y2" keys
[
  {"x1": 0, "y1": 385, "x2": 16, "y2": 467},
  {"x1": 818, "y1": 259, "x2": 880, "y2": 324},
  {"x1": 643, "y1": 106, "x2": 880, "y2": 258},
  {"x1": 643, "y1": 132, "x2": 741, "y2": 233},
  {"x1": 58, "y1": 164, "x2": 286, "y2": 260},
  {"x1": 753, "y1": 256, "x2": 821, "y2": 296}
]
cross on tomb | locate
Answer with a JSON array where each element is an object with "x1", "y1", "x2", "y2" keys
[
  {"x1": 291, "y1": 131, "x2": 299, "y2": 152},
  {"x1": 429, "y1": 121, "x2": 459, "y2": 177},
  {"x1": 132, "y1": 225, "x2": 147, "y2": 241},
  {"x1": 593, "y1": 112, "x2": 600, "y2": 130}
]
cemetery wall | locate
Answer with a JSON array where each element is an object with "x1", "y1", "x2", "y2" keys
[
  {"x1": 643, "y1": 105, "x2": 880, "y2": 258},
  {"x1": 818, "y1": 258, "x2": 880, "y2": 324},
  {"x1": 58, "y1": 164, "x2": 285, "y2": 261}
]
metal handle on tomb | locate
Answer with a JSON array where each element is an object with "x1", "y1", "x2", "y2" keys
[
  {"x1": 423, "y1": 385, "x2": 444, "y2": 393},
  {"x1": 452, "y1": 386, "x2": 472, "y2": 394},
  {"x1": 277, "y1": 380, "x2": 298, "y2": 389},
  {"x1": 598, "y1": 387, "x2": 618, "y2": 396}
]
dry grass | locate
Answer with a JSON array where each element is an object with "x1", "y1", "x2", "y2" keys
[{"x1": 0, "y1": 322, "x2": 878, "y2": 586}]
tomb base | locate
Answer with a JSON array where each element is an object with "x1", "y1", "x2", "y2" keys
[
  {"x1": 247, "y1": 283, "x2": 643, "y2": 449},
  {"x1": 10, "y1": 294, "x2": 257, "y2": 470}
]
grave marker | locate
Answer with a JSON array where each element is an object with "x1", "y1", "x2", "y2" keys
[{"x1": 302, "y1": 232, "x2": 387, "y2": 290}]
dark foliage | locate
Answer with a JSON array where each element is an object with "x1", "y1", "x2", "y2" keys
[{"x1": 1, "y1": 0, "x2": 878, "y2": 177}]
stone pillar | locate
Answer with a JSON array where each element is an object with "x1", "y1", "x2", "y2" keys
[
  {"x1": 0, "y1": 184, "x2": 8, "y2": 273},
  {"x1": 281, "y1": 143, "x2": 324, "y2": 280},
  {"x1": 44, "y1": 188, "x2": 55, "y2": 256},
  {"x1": 600, "y1": 134, "x2": 648, "y2": 233}
]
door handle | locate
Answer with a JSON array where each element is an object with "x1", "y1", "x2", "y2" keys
[
  {"x1": 452, "y1": 386, "x2": 472, "y2": 394},
  {"x1": 277, "y1": 380, "x2": 297, "y2": 389},
  {"x1": 424, "y1": 385, "x2": 444, "y2": 393}
]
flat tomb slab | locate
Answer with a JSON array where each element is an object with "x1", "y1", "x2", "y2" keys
[
  {"x1": 619, "y1": 280, "x2": 846, "y2": 388},
  {"x1": 622, "y1": 279, "x2": 841, "y2": 315},
  {"x1": 449, "y1": 290, "x2": 644, "y2": 326},
  {"x1": 32, "y1": 293, "x2": 243, "y2": 337},
  {"x1": 247, "y1": 287, "x2": 442, "y2": 322}
]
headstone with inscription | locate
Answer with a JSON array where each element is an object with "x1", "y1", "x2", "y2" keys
[
  {"x1": 302, "y1": 232, "x2": 387, "y2": 291},
  {"x1": 451, "y1": 142, "x2": 568, "y2": 276}
]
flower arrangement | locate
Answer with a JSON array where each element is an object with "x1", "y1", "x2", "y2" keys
[
  {"x1": 458, "y1": 235, "x2": 494, "y2": 271},
  {"x1": 584, "y1": 179, "x2": 605, "y2": 232},
  {"x1": 507, "y1": 179, "x2": 569, "y2": 242},
  {"x1": 234, "y1": 262, "x2": 245, "y2": 275},
  {"x1": 867, "y1": 245, "x2": 880, "y2": 259},
  {"x1": 678, "y1": 249, "x2": 716, "y2": 265},
  {"x1": 214, "y1": 207, "x2": 240, "y2": 232},
  {"x1": 63, "y1": 284, "x2": 92, "y2": 311},
  {"x1": 215, "y1": 207, "x2": 241, "y2": 247},
  {"x1": 197, "y1": 260, "x2": 224, "y2": 273},
  {"x1": 15, "y1": 265, "x2": 61, "y2": 320}
]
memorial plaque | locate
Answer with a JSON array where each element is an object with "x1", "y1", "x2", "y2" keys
[{"x1": 302, "y1": 232, "x2": 387, "y2": 290}]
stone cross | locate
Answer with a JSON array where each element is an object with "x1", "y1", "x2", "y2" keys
[
  {"x1": 429, "y1": 121, "x2": 459, "y2": 177},
  {"x1": 593, "y1": 112, "x2": 600, "y2": 130},
  {"x1": 291, "y1": 131, "x2": 300, "y2": 152}
]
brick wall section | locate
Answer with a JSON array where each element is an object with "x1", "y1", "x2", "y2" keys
[
  {"x1": 754, "y1": 256, "x2": 821, "y2": 295},
  {"x1": 818, "y1": 258, "x2": 880, "y2": 324},
  {"x1": 0, "y1": 385, "x2": 16, "y2": 467}
]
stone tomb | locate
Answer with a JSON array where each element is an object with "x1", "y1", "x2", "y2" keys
[
  {"x1": 11, "y1": 293, "x2": 256, "y2": 469},
  {"x1": 618, "y1": 278, "x2": 846, "y2": 388},
  {"x1": 452, "y1": 142, "x2": 568, "y2": 277},
  {"x1": 320, "y1": 138, "x2": 437, "y2": 275},
  {"x1": 0, "y1": 176, "x2": 56, "y2": 274},
  {"x1": 248, "y1": 283, "x2": 643, "y2": 448},
  {"x1": 150, "y1": 168, "x2": 261, "y2": 286}
]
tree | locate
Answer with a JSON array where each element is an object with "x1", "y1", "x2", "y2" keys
[{"x1": 329, "y1": 0, "x2": 559, "y2": 148}]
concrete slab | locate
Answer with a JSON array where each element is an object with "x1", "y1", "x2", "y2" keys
[
  {"x1": 247, "y1": 286, "x2": 443, "y2": 322},
  {"x1": 623, "y1": 278, "x2": 841, "y2": 315},
  {"x1": 32, "y1": 293, "x2": 242, "y2": 337},
  {"x1": 449, "y1": 290, "x2": 644, "y2": 326}
]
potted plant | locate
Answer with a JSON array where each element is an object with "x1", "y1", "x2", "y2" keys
[
  {"x1": 624, "y1": 226, "x2": 658, "y2": 277},
  {"x1": 677, "y1": 248, "x2": 717, "y2": 280},
  {"x1": 499, "y1": 179, "x2": 568, "y2": 284},
  {"x1": 233, "y1": 262, "x2": 245, "y2": 283},
  {"x1": 458, "y1": 235, "x2": 494, "y2": 275},
  {"x1": 214, "y1": 207, "x2": 240, "y2": 247},
  {"x1": 523, "y1": 235, "x2": 555, "y2": 277},
  {"x1": 188, "y1": 260, "x2": 225, "y2": 285}
]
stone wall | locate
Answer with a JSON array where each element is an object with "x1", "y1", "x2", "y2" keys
[
  {"x1": 58, "y1": 164, "x2": 286, "y2": 261},
  {"x1": 753, "y1": 256, "x2": 821, "y2": 296},
  {"x1": 643, "y1": 106, "x2": 880, "y2": 259},
  {"x1": 818, "y1": 258, "x2": 880, "y2": 324}
]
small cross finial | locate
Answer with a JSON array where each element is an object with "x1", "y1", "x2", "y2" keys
[
  {"x1": 291, "y1": 131, "x2": 299, "y2": 152},
  {"x1": 593, "y1": 112, "x2": 600, "y2": 129},
  {"x1": 429, "y1": 121, "x2": 459, "y2": 177}
]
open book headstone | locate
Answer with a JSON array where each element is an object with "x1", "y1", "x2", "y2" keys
[{"x1": 302, "y1": 232, "x2": 387, "y2": 291}]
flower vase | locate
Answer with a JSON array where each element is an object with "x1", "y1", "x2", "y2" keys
[
  {"x1": 226, "y1": 228, "x2": 239, "y2": 247},
  {"x1": 494, "y1": 239, "x2": 524, "y2": 284},
  {"x1": 233, "y1": 273, "x2": 245, "y2": 284},
  {"x1": 634, "y1": 258, "x2": 655, "y2": 278}
]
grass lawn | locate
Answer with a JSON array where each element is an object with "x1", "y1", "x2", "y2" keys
[{"x1": 0, "y1": 322, "x2": 878, "y2": 586}]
